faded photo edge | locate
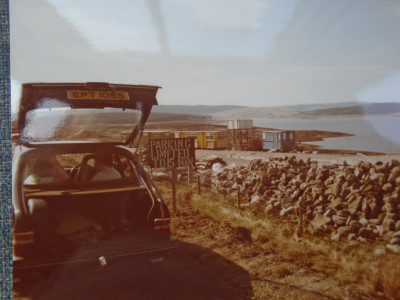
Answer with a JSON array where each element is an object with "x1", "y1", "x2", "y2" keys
[{"x1": 0, "y1": 0, "x2": 12, "y2": 299}]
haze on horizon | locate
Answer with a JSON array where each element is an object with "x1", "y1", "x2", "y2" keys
[{"x1": 10, "y1": 0, "x2": 400, "y2": 113}]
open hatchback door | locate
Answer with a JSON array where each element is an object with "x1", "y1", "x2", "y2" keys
[
  {"x1": 13, "y1": 83, "x2": 178, "y2": 286},
  {"x1": 18, "y1": 82, "x2": 160, "y2": 146}
]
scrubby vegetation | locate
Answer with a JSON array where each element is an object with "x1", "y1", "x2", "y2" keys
[{"x1": 155, "y1": 177, "x2": 400, "y2": 299}]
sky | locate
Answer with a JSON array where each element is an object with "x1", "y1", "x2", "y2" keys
[{"x1": 9, "y1": 0, "x2": 400, "y2": 113}]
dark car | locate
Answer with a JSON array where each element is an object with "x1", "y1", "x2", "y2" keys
[{"x1": 13, "y1": 82, "x2": 177, "y2": 278}]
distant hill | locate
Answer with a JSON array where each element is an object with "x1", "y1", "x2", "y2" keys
[
  {"x1": 154, "y1": 102, "x2": 400, "y2": 119},
  {"x1": 364, "y1": 103, "x2": 400, "y2": 114},
  {"x1": 301, "y1": 103, "x2": 400, "y2": 116},
  {"x1": 12, "y1": 103, "x2": 400, "y2": 129},
  {"x1": 274, "y1": 102, "x2": 368, "y2": 111},
  {"x1": 152, "y1": 105, "x2": 244, "y2": 115},
  {"x1": 147, "y1": 112, "x2": 209, "y2": 122},
  {"x1": 301, "y1": 106, "x2": 365, "y2": 116},
  {"x1": 209, "y1": 106, "x2": 298, "y2": 119}
]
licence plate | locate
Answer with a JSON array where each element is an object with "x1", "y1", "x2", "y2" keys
[{"x1": 67, "y1": 90, "x2": 130, "y2": 100}]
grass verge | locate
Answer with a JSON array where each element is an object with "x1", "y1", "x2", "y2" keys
[{"x1": 155, "y1": 178, "x2": 400, "y2": 299}]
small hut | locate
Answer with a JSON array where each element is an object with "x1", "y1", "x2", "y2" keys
[{"x1": 262, "y1": 130, "x2": 295, "y2": 150}]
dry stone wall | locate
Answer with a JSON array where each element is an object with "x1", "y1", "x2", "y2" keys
[
  {"x1": 196, "y1": 156, "x2": 227, "y2": 171},
  {"x1": 212, "y1": 156, "x2": 400, "y2": 252}
]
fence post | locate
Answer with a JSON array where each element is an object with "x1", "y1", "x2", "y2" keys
[
  {"x1": 237, "y1": 186, "x2": 241, "y2": 210},
  {"x1": 171, "y1": 168, "x2": 177, "y2": 214},
  {"x1": 188, "y1": 164, "x2": 191, "y2": 185},
  {"x1": 298, "y1": 205, "x2": 303, "y2": 237},
  {"x1": 197, "y1": 175, "x2": 201, "y2": 195}
]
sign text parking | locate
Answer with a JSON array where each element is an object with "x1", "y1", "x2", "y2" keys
[{"x1": 149, "y1": 138, "x2": 195, "y2": 168}]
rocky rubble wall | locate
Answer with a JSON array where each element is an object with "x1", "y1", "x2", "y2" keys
[{"x1": 212, "y1": 156, "x2": 400, "y2": 252}]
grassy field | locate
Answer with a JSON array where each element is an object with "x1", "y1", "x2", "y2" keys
[{"x1": 155, "y1": 178, "x2": 400, "y2": 299}]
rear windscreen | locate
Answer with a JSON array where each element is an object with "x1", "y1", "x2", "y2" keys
[{"x1": 20, "y1": 99, "x2": 142, "y2": 144}]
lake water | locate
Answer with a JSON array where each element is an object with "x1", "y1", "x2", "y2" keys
[{"x1": 253, "y1": 116, "x2": 400, "y2": 153}]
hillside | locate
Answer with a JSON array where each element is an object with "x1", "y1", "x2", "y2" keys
[
  {"x1": 148, "y1": 112, "x2": 210, "y2": 122},
  {"x1": 300, "y1": 103, "x2": 400, "y2": 116},
  {"x1": 153, "y1": 102, "x2": 400, "y2": 119},
  {"x1": 300, "y1": 105, "x2": 365, "y2": 116},
  {"x1": 11, "y1": 103, "x2": 400, "y2": 131},
  {"x1": 151, "y1": 105, "x2": 244, "y2": 115},
  {"x1": 364, "y1": 102, "x2": 400, "y2": 114}
]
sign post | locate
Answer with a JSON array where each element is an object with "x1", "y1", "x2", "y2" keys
[
  {"x1": 149, "y1": 138, "x2": 196, "y2": 214},
  {"x1": 171, "y1": 168, "x2": 177, "y2": 214},
  {"x1": 148, "y1": 138, "x2": 195, "y2": 169}
]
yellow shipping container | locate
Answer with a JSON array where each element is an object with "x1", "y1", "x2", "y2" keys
[
  {"x1": 197, "y1": 131, "x2": 228, "y2": 149},
  {"x1": 173, "y1": 131, "x2": 199, "y2": 148}
]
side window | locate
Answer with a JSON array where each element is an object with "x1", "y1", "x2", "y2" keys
[
  {"x1": 263, "y1": 133, "x2": 274, "y2": 141},
  {"x1": 22, "y1": 154, "x2": 73, "y2": 185},
  {"x1": 119, "y1": 155, "x2": 142, "y2": 185},
  {"x1": 119, "y1": 156, "x2": 135, "y2": 178},
  {"x1": 87, "y1": 153, "x2": 121, "y2": 182}
]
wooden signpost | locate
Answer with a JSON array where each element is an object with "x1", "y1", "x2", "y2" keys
[
  {"x1": 149, "y1": 138, "x2": 195, "y2": 214},
  {"x1": 149, "y1": 138, "x2": 195, "y2": 169}
]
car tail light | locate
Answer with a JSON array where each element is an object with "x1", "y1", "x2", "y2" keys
[
  {"x1": 13, "y1": 232, "x2": 34, "y2": 256},
  {"x1": 154, "y1": 218, "x2": 171, "y2": 237}
]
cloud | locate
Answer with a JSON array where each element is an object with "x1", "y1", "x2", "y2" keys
[
  {"x1": 45, "y1": 0, "x2": 159, "y2": 52},
  {"x1": 357, "y1": 71, "x2": 400, "y2": 103},
  {"x1": 382, "y1": 3, "x2": 400, "y2": 17},
  {"x1": 394, "y1": 4, "x2": 400, "y2": 17},
  {"x1": 61, "y1": 9, "x2": 158, "y2": 52},
  {"x1": 168, "y1": 0, "x2": 268, "y2": 30},
  {"x1": 11, "y1": 0, "x2": 400, "y2": 107}
]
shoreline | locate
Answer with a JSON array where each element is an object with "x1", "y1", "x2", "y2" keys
[{"x1": 145, "y1": 121, "x2": 399, "y2": 156}]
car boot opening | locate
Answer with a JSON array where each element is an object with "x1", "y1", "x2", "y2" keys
[{"x1": 24, "y1": 186, "x2": 160, "y2": 254}]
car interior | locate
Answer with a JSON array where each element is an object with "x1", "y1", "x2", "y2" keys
[{"x1": 20, "y1": 151, "x2": 160, "y2": 252}]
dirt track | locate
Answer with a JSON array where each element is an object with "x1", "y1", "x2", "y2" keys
[
  {"x1": 170, "y1": 149, "x2": 400, "y2": 299},
  {"x1": 171, "y1": 195, "x2": 369, "y2": 299}
]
